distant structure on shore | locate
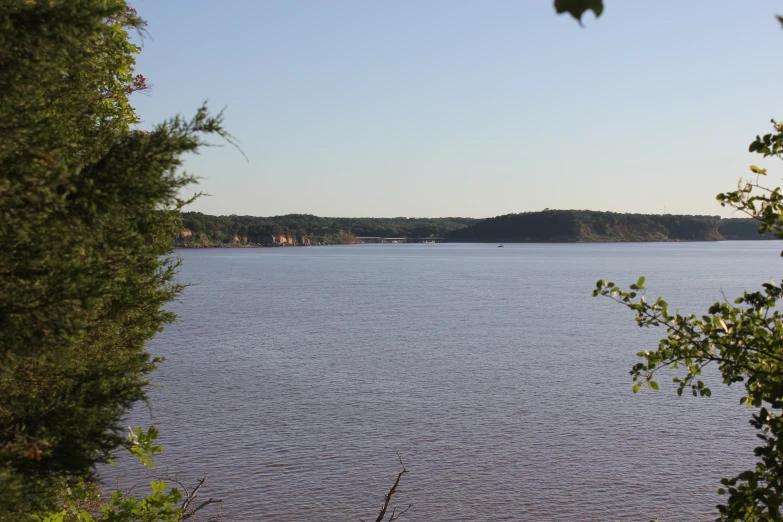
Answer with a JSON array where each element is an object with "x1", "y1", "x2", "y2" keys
[{"x1": 355, "y1": 237, "x2": 446, "y2": 244}]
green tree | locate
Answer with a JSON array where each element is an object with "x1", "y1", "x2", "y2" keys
[
  {"x1": 0, "y1": 1, "x2": 230, "y2": 518},
  {"x1": 39, "y1": 427, "x2": 223, "y2": 522},
  {"x1": 594, "y1": 123, "x2": 783, "y2": 518}
]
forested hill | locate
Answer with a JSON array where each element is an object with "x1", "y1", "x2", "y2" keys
[
  {"x1": 177, "y1": 212, "x2": 477, "y2": 246},
  {"x1": 175, "y1": 210, "x2": 774, "y2": 247},
  {"x1": 450, "y1": 211, "x2": 776, "y2": 242},
  {"x1": 717, "y1": 218, "x2": 776, "y2": 240}
]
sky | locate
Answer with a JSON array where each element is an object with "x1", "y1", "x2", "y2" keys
[{"x1": 130, "y1": 1, "x2": 783, "y2": 218}]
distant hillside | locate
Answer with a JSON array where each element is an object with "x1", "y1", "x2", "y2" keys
[
  {"x1": 176, "y1": 212, "x2": 476, "y2": 247},
  {"x1": 448, "y1": 210, "x2": 726, "y2": 243},
  {"x1": 718, "y1": 217, "x2": 777, "y2": 240},
  {"x1": 174, "y1": 211, "x2": 777, "y2": 247}
]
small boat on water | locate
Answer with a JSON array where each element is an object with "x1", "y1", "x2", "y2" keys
[{"x1": 498, "y1": 244, "x2": 504, "y2": 248}]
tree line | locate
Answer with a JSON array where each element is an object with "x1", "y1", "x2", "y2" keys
[
  {"x1": 179, "y1": 212, "x2": 477, "y2": 245},
  {"x1": 178, "y1": 210, "x2": 773, "y2": 245}
]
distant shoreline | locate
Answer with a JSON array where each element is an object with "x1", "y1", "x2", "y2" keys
[
  {"x1": 174, "y1": 237, "x2": 780, "y2": 249},
  {"x1": 175, "y1": 210, "x2": 776, "y2": 248}
]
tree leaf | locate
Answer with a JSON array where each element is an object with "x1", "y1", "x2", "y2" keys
[{"x1": 554, "y1": 0, "x2": 604, "y2": 25}]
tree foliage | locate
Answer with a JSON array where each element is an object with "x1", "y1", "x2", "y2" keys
[
  {"x1": 0, "y1": 1, "x2": 228, "y2": 518},
  {"x1": 554, "y1": 0, "x2": 604, "y2": 24},
  {"x1": 39, "y1": 427, "x2": 223, "y2": 522},
  {"x1": 594, "y1": 120, "x2": 783, "y2": 519},
  {"x1": 179, "y1": 212, "x2": 476, "y2": 245},
  {"x1": 178, "y1": 211, "x2": 772, "y2": 246},
  {"x1": 447, "y1": 210, "x2": 733, "y2": 243},
  {"x1": 720, "y1": 218, "x2": 779, "y2": 240}
]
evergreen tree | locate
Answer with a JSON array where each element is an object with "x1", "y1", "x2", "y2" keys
[{"x1": 0, "y1": 2, "x2": 230, "y2": 518}]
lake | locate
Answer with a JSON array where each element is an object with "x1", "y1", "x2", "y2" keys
[{"x1": 110, "y1": 242, "x2": 783, "y2": 521}]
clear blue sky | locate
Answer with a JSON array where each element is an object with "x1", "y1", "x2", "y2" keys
[{"x1": 130, "y1": 1, "x2": 783, "y2": 218}]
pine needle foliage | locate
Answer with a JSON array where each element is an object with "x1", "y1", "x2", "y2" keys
[{"x1": 0, "y1": 1, "x2": 229, "y2": 518}]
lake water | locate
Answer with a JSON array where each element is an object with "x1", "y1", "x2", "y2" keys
[{"x1": 111, "y1": 242, "x2": 783, "y2": 521}]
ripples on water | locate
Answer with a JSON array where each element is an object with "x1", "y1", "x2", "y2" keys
[{"x1": 106, "y1": 242, "x2": 783, "y2": 521}]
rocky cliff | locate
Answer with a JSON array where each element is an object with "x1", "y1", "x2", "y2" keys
[{"x1": 174, "y1": 229, "x2": 359, "y2": 248}]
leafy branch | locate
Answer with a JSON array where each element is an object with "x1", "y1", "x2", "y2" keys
[{"x1": 593, "y1": 116, "x2": 783, "y2": 520}]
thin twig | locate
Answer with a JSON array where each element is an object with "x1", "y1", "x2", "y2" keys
[
  {"x1": 182, "y1": 498, "x2": 224, "y2": 520},
  {"x1": 374, "y1": 455, "x2": 408, "y2": 522},
  {"x1": 180, "y1": 475, "x2": 208, "y2": 513}
]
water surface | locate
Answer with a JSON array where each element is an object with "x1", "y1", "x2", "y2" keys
[{"x1": 113, "y1": 242, "x2": 782, "y2": 521}]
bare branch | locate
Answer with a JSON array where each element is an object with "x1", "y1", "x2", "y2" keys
[
  {"x1": 180, "y1": 475, "x2": 208, "y2": 513},
  {"x1": 373, "y1": 455, "x2": 409, "y2": 522},
  {"x1": 163, "y1": 470, "x2": 190, "y2": 499},
  {"x1": 182, "y1": 498, "x2": 224, "y2": 520},
  {"x1": 389, "y1": 503, "x2": 412, "y2": 521}
]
